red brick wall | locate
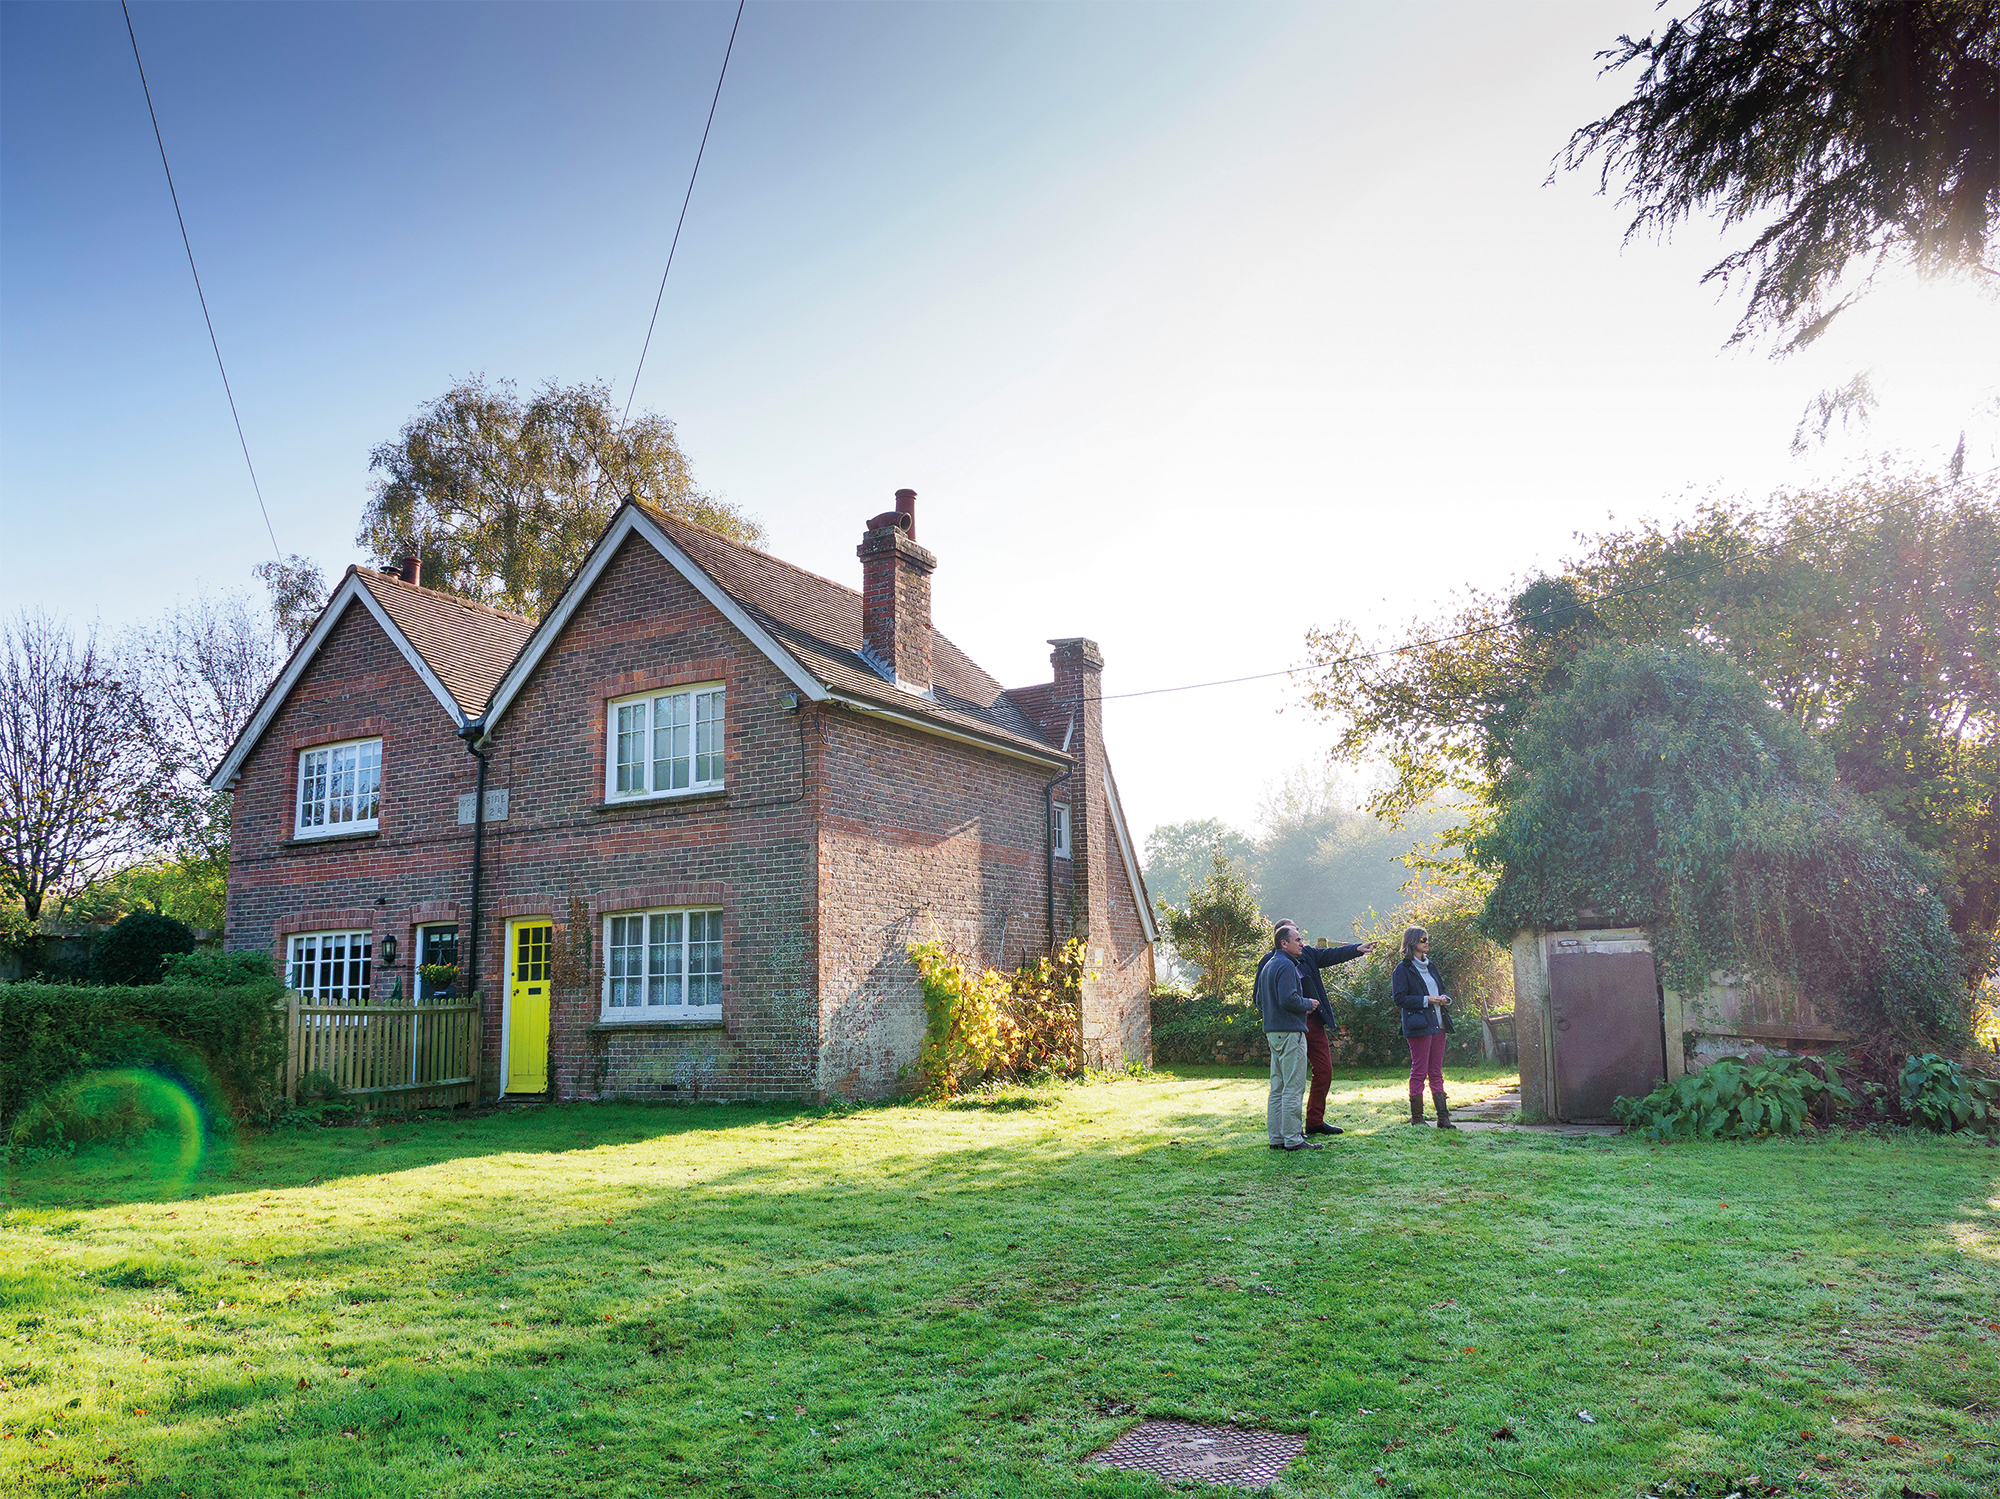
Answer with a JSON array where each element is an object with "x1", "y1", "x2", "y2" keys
[
  {"x1": 223, "y1": 599, "x2": 480, "y2": 1007},
  {"x1": 472, "y1": 534, "x2": 820, "y2": 1102},
  {"x1": 815, "y1": 706, "x2": 1057, "y2": 1098}
]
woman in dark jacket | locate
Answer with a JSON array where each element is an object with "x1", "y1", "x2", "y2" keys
[{"x1": 1390, "y1": 925, "x2": 1456, "y2": 1129}]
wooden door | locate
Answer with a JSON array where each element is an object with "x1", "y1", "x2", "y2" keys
[
  {"x1": 1548, "y1": 947, "x2": 1665, "y2": 1121},
  {"x1": 507, "y1": 920, "x2": 552, "y2": 1096}
]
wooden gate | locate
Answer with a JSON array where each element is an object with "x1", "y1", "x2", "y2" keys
[{"x1": 283, "y1": 992, "x2": 482, "y2": 1110}]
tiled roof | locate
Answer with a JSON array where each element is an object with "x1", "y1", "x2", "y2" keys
[
  {"x1": 639, "y1": 507, "x2": 1065, "y2": 762},
  {"x1": 353, "y1": 570, "x2": 537, "y2": 719}
]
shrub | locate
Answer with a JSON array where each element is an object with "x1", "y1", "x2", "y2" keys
[
  {"x1": 1477, "y1": 642, "x2": 1969, "y2": 1048},
  {"x1": 1149, "y1": 989, "x2": 1266, "y2": 1064},
  {"x1": 0, "y1": 974, "x2": 287, "y2": 1139},
  {"x1": 906, "y1": 939, "x2": 1087, "y2": 1101},
  {"x1": 1897, "y1": 1053, "x2": 2000, "y2": 1135},
  {"x1": 1611, "y1": 1055, "x2": 1854, "y2": 1141},
  {"x1": 160, "y1": 949, "x2": 274, "y2": 987},
  {"x1": 89, "y1": 912, "x2": 197, "y2": 986}
]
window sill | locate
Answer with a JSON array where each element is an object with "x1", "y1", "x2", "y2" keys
[
  {"x1": 590, "y1": 788, "x2": 728, "y2": 814},
  {"x1": 589, "y1": 1015, "x2": 725, "y2": 1032},
  {"x1": 281, "y1": 829, "x2": 380, "y2": 851}
]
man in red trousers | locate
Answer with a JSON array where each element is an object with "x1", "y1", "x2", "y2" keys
[{"x1": 1273, "y1": 921, "x2": 1373, "y2": 1137}]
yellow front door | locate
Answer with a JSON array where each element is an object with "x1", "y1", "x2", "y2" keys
[{"x1": 507, "y1": 920, "x2": 552, "y2": 1095}]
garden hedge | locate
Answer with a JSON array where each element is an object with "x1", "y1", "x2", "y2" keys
[{"x1": 0, "y1": 963, "x2": 286, "y2": 1136}]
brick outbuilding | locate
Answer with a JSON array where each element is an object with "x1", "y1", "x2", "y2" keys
[{"x1": 210, "y1": 494, "x2": 1156, "y2": 1101}]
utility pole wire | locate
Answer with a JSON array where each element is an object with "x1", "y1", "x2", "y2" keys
[
  {"x1": 120, "y1": 0, "x2": 281, "y2": 560},
  {"x1": 621, "y1": 0, "x2": 746, "y2": 429}
]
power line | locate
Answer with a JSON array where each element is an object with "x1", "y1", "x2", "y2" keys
[
  {"x1": 1090, "y1": 467, "x2": 1997, "y2": 703},
  {"x1": 621, "y1": 0, "x2": 746, "y2": 429},
  {"x1": 121, "y1": 0, "x2": 281, "y2": 560}
]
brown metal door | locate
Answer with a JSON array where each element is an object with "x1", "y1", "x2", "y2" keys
[{"x1": 1548, "y1": 949, "x2": 1665, "y2": 1121}]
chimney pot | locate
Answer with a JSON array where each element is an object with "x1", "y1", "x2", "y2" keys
[
  {"x1": 395, "y1": 556, "x2": 421, "y2": 586},
  {"x1": 894, "y1": 488, "x2": 917, "y2": 540}
]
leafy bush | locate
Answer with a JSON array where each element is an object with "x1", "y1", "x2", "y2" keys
[
  {"x1": 1612, "y1": 1055, "x2": 1854, "y2": 1141},
  {"x1": 1149, "y1": 989, "x2": 1266, "y2": 1063},
  {"x1": 1325, "y1": 887, "x2": 1515, "y2": 1065},
  {"x1": 0, "y1": 974, "x2": 287, "y2": 1139},
  {"x1": 89, "y1": 912, "x2": 197, "y2": 986},
  {"x1": 906, "y1": 939, "x2": 1088, "y2": 1101},
  {"x1": 1897, "y1": 1053, "x2": 2000, "y2": 1135},
  {"x1": 160, "y1": 949, "x2": 274, "y2": 987},
  {"x1": 1477, "y1": 642, "x2": 1969, "y2": 1048}
]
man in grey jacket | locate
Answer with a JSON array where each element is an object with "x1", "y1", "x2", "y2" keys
[{"x1": 1254, "y1": 922, "x2": 1322, "y2": 1151}]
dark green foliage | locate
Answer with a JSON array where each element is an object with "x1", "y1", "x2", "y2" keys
[
  {"x1": 0, "y1": 974, "x2": 287, "y2": 1134},
  {"x1": 1612, "y1": 1056, "x2": 1856, "y2": 1140},
  {"x1": 1477, "y1": 641, "x2": 1968, "y2": 1047},
  {"x1": 160, "y1": 947, "x2": 275, "y2": 987},
  {"x1": 1305, "y1": 474, "x2": 2000, "y2": 989},
  {"x1": 1561, "y1": 0, "x2": 2000, "y2": 353},
  {"x1": 1148, "y1": 989, "x2": 1267, "y2": 1064},
  {"x1": 1157, "y1": 854, "x2": 1267, "y2": 1000},
  {"x1": 1898, "y1": 1051, "x2": 2000, "y2": 1133},
  {"x1": 88, "y1": 911, "x2": 196, "y2": 986}
]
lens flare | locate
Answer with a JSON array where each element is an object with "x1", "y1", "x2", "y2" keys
[{"x1": 8, "y1": 1068, "x2": 214, "y2": 1200}]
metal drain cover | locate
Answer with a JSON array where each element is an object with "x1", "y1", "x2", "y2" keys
[{"x1": 1088, "y1": 1418, "x2": 1305, "y2": 1488}]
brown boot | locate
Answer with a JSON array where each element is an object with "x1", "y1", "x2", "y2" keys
[
  {"x1": 1432, "y1": 1091, "x2": 1457, "y2": 1130},
  {"x1": 1408, "y1": 1095, "x2": 1427, "y2": 1125}
]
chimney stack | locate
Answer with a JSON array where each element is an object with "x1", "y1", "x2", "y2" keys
[
  {"x1": 857, "y1": 489, "x2": 936, "y2": 692},
  {"x1": 395, "y1": 555, "x2": 421, "y2": 586}
]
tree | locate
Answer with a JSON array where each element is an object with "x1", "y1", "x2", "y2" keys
[
  {"x1": 356, "y1": 376, "x2": 765, "y2": 619},
  {"x1": 1474, "y1": 641, "x2": 1967, "y2": 1048},
  {"x1": 114, "y1": 590, "x2": 284, "y2": 931},
  {"x1": 90, "y1": 910, "x2": 197, "y2": 986},
  {"x1": 1561, "y1": 0, "x2": 2000, "y2": 354},
  {"x1": 1142, "y1": 818, "x2": 1257, "y2": 915},
  {"x1": 253, "y1": 555, "x2": 327, "y2": 650},
  {"x1": 1158, "y1": 854, "x2": 1268, "y2": 1001},
  {"x1": 0, "y1": 614, "x2": 151, "y2": 923},
  {"x1": 1303, "y1": 469, "x2": 2000, "y2": 987}
]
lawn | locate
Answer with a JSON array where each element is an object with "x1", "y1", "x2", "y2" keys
[{"x1": 3, "y1": 1064, "x2": 1997, "y2": 1499}]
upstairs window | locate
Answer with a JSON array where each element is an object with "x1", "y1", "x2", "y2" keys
[
  {"x1": 603, "y1": 908, "x2": 724, "y2": 1017},
  {"x1": 608, "y1": 686, "x2": 724, "y2": 799},
  {"x1": 1051, "y1": 801, "x2": 1071, "y2": 859},
  {"x1": 296, "y1": 738, "x2": 381, "y2": 836}
]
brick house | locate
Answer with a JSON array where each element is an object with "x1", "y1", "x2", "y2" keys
[{"x1": 210, "y1": 492, "x2": 1157, "y2": 1101}]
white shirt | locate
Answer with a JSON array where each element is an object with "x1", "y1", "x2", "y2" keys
[{"x1": 1413, "y1": 957, "x2": 1441, "y2": 997}]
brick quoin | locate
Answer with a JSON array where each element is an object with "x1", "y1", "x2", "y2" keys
[{"x1": 220, "y1": 503, "x2": 1154, "y2": 1105}]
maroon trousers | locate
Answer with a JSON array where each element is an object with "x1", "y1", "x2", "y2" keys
[
  {"x1": 1305, "y1": 1014, "x2": 1334, "y2": 1127},
  {"x1": 1406, "y1": 1030, "x2": 1447, "y2": 1098}
]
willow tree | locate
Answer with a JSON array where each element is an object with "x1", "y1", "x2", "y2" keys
[
  {"x1": 1561, "y1": 0, "x2": 2000, "y2": 354},
  {"x1": 357, "y1": 377, "x2": 765, "y2": 620}
]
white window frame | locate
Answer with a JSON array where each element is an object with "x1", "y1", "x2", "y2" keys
[
  {"x1": 605, "y1": 685, "x2": 725, "y2": 801},
  {"x1": 600, "y1": 907, "x2": 724, "y2": 1020},
  {"x1": 286, "y1": 930, "x2": 373, "y2": 1004},
  {"x1": 1051, "y1": 801, "x2": 1071, "y2": 859},
  {"x1": 294, "y1": 737, "x2": 382, "y2": 837}
]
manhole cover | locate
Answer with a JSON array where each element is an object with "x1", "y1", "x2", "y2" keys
[{"x1": 1088, "y1": 1418, "x2": 1305, "y2": 1488}]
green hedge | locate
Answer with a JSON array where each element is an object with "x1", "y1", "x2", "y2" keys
[
  {"x1": 0, "y1": 964, "x2": 286, "y2": 1140},
  {"x1": 1150, "y1": 990, "x2": 1268, "y2": 1063}
]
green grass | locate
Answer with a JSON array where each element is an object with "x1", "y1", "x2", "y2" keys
[{"x1": 3, "y1": 1064, "x2": 1997, "y2": 1498}]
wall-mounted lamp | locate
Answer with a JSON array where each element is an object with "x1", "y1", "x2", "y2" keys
[{"x1": 380, "y1": 934, "x2": 399, "y2": 965}]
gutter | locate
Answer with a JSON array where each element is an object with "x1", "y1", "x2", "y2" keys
[{"x1": 825, "y1": 692, "x2": 1069, "y2": 770}]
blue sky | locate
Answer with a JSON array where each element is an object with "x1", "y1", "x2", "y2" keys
[{"x1": 4, "y1": 1, "x2": 1995, "y2": 841}]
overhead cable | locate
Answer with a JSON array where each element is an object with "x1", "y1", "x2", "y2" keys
[
  {"x1": 621, "y1": 0, "x2": 747, "y2": 428},
  {"x1": 120, "y1": 0, "x2": 281, "y2": 559}
]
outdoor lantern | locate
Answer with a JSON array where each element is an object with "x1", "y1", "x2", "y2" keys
[{"x1": 381, "y1": 934, "x2": 398, "y2": 964}]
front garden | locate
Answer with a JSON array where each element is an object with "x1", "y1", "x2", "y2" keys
[{"x1": 4, "y1": 1065, "x2": 1997, "y2": 1499}]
